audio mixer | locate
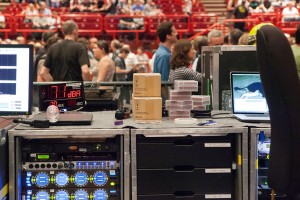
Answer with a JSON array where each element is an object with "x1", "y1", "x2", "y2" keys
[{"x1": 20, "y1": 137, "x2": 122, "y2": 200}]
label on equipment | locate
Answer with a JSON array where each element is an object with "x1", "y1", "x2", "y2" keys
[
  {"x1": 204, "y1": 143, "x2": 231, "y2": 147},
  {"x1": 205, "y1": 194, "x2": 231, "y2": 199},
  {"x1": 205, "y1": 168, "x2": 231, "y2": 173}
]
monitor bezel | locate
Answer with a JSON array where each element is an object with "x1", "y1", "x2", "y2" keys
[{"x1": 0, "y1": 44, "x2": 33, "y2": 116}]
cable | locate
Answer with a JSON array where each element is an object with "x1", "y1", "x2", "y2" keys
[{"x1": 211, "y1": 111, "x2": 235, "y2": 119}]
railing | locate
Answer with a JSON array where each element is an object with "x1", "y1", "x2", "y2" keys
[
  {"x1": 147, "y1": 14, "x2": 190, "y2": 39},
  {"x1": 278, "y1": 19, "x2": 300, "y2": 34},
  {"x1": 14, "y1": 14, "x2": 59, "y2": 40},
  {"x1": 191, "y1": 13, "x2": 218, "y2": 34},
  {"x1": 248, "y1": 12, "x2": 279, "y2": 26},
  {"x1": 0, "y1": 14, "x2": 13, "y2": 39},
  {"x1": 222, "y1": 18, "x2": 259, "y2": 33},
  {"x1": 104, "y1": 15, "x2": 147, "y2": 46},
  {"x1": 60, "y1": 13, "x2": 103, "y2": 36}
]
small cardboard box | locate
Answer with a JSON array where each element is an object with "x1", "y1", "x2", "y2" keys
[
  {"x1": 133, "y1": 73, "x2": 161, "y2": 97},
  {"x1": 132, "y1": 97, "x2": 162, "y2": 121}
]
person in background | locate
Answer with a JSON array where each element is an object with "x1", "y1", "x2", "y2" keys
[
  {"x1": 226, "y1": 0, "x2": 242, "y2": 29},
  {"x1": 16, "y1": 36, "x2": 25, "y2": 44},
  {"x1": 148, "y1": 49, "x2": 156, "y2": 73},
  {"x1": 256, "y1": 0, "x2": 274, "y2": 12},
  {"x1": 238, "y1": 32, "x2": 249, "y2": 45},
  {"x1": 110, "y1": 39, "x2": 121, "y2": 61},
  {"x1": 232, "y1": 0, "x2": 249, "y2": 31},
  {"x1": 282, "y1": 1, "x2": 300, "y2": 21},
  {"x1": 39, "y1": 20, "x2": 90, "y2": 81},
  {"x1": 229, "y1": 28, "x2": 243, "y2": 45},
  {"x1": 192, "y1": 36, "x2": 208, "y2": 72},
  {"x1": 0, "y1": 11, "x2": 5, "y2": 29},
  {"x1": 154, "y1": 21, "x2": 178, "y2": 81},
  {"x1": 21, "y1": 3, "x2": 38, "y2": 23},
  {"x1": 131, "y1": 0, "x2": 144, "y2": 12},
  {"x1": 207, "y1": 29, "x2": 224, "y2": 46},
  {"x1": 37, "y1": 36, "x2": 61, "y2": 82},
  {"x1": 33, "y1": 31, "x2": 55, "y2": 82},
  {"x1": 169, "y1": 39, "x2": 202, "y2": 82},
  {"x1": 70, "y1": 0, "x2": 82, "y2": 12},
  {"x1": 114, "y1": 47, "x2": 131, "y2": 105},
  {"x1": 143, "y1": 0, "x2": 163, "y2": 16},
  {"x1": 92, "y1": 41, "x2": 115, "y2": 90},
  {"x1": 183, "y1": 0, "x2": 192, "y2": 15},
  {"x1": 88, "y1": 37, "x2": 98, "y2": 60},
  {"x1": 136, "y1": 47, "x2": 150, "y2": 73},
  {"x1": 291, "y1": 24, "x2": 300, "y2": 79}
]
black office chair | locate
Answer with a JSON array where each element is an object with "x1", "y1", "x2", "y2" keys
[{"x1": 256, "y1": 25, "x2": 300, "y2": 199}]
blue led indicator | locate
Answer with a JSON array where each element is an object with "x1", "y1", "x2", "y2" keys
[
  {"x1": 26, "y1": 181, "x2": 30, "y2": 184},
  {"x1": 27, "y1": 172, "x2": 32, "y2": 177},
  {"x1": 27, "y1": 184, "x2": 32, "y2": 187},
  {"x1": 110, "y1": 190, "x2": 117, "y2": 194},
  {"x1": 27, "y1": 190, "x2": 32, "y2": 195}
]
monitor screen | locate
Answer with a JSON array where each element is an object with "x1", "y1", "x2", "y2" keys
[{"x1": 0, "y1": 44, "x2": 33, "y2": 115}]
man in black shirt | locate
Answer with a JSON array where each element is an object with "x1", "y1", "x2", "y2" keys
[{"x1": 39, "y1": 20, "x2": 90, "y2": 81}]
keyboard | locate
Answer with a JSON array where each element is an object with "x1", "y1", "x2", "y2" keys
[{"x1": 245, "y1": 114, "x2": 269, "y2": 117}]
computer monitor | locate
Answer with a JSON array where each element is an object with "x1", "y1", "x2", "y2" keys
[{"x1": 0, "y1": 44, "x2": 33, "y2": 115}]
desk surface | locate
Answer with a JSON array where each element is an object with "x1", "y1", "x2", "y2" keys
[{"x1": 12, "y1": 111, "x2": 270, "y2": 130}]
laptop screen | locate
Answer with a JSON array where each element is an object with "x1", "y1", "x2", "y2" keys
[{"x1": 231, "y1": 72, "x2": 269, "y2": 114}]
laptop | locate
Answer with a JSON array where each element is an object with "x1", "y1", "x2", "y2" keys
[
  {"x1": 230, "y1": 72, "x2": 270, "y2": 123},
  {"x1": 32, "y1": 112, "x2": 93, "y2": 125}
]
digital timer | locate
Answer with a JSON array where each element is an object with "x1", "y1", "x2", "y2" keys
[{"x1": 38, "y1": 82, "x2": 85, "y2": 111}]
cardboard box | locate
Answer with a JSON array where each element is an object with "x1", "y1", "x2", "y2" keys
[
  {"x1": 132, "y1": 97, "x2": 162, "y2": 121},
  {"x1": 133, "y1": 73, "x2": 161, "y2": 97}
]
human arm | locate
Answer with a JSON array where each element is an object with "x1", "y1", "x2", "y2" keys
[
  {"x1": 39, "y1": 66, "x2": 53, "y2": 81},
  {"x1": 81, "y1": 64, "x2": 90, "y2": 81},
  {"x1": 184, "y1": 68, "x2": 203, "y2": 81}
]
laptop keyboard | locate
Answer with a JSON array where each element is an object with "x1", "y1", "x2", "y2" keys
[{"x1": 245, "y1": 114, "x2": 269, "y2": 117}]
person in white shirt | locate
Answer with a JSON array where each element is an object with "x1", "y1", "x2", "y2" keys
[
  {"x1": 282, "y1": 1, "x2": 300, "y2": 21},
  {"x1": 0, "y1": 11, "x2": 5, "y2": 29}
]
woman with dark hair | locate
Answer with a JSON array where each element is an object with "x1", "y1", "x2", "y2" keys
[
  {"x1": 169, "y1": 39, "x2": 202, "y2": 82},
  {"x1": 92, "y1": 40, "x2": 115, "y2": 89}
]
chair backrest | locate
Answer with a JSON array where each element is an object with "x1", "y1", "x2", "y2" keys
[{"x1": 256, "y1": 24, "x2": 300, "y2": 197}]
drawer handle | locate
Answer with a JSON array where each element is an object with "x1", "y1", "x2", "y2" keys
[
  {"x1": 174, "y1": 191, "x2": 195, "y2": 198},
  {"x1": 173, "y1": 165, "x2": 195, "y2": 172},
  {"x1": 173, "y1": 139, "x2": 195, "y2": 146}
]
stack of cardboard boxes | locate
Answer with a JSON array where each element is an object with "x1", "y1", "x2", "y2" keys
[
  {"x1": 165, "y1": 80, "x2": 198, "y2": 120},
  {"x1": 132, "y1": 73, "x2": 162, "y2": 122}
]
